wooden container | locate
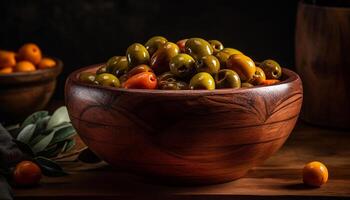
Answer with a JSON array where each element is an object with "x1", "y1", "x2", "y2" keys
[
  {"x1": 0, "y1": 58, "x2": 63, "y2": 123},
  {"x1": 295, "y1": 1, "x2": 350, "y2": 128},
  {"x1": 65, "y1": 65, "x2": 303, "y2": 185}
]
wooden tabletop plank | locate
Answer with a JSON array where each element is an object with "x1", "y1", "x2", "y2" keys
[{"x1": 13, "y1": 123, "x2": 350, "y2": 199}]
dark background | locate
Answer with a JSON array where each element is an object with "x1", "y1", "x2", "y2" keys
[{"x1": 0, "y1": 0, "x2": 300, "y2": 99}]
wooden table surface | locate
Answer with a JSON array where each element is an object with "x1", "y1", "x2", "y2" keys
[{"x1": 13, "y1": 122, "x2": 350, "y2": 200}]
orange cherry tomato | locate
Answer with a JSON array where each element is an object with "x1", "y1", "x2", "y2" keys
[
  {"x1": 303, "y1": 161, "x2": 328, "y2": 187},
  {"x1": 123, "y1": 72, "x2": 157, "y2": 89}
]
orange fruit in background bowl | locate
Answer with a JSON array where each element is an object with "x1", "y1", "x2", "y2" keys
[
  {"x1": 0, "y1": 67, "x2": 13, "y2": 74},
  {"x1": 14, "y1": 61, "x2": 36, "y2": 72},
  {"x1": 0, "y1": 50, "x2": 16, "y2": 68},
  {"x1": 13, "y1": 160, "x2": 42, "y2": 187},
  {"x1": 18, "y1": 43, "x2": 42, "y2": 65},
  {"x1": 38, "y1": 57, "x2": 56, "y2": 69}
]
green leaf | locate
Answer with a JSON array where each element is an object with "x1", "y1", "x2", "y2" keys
[
  {"x1": 31, "y1": 131, "x2": 55, "y2": 153},
  {"x1": 34, "y1": 156, "x2": 68, "y2": 177},
  {"x1": 16, "y1": 124, "x2": 36, "y2": 144},
  {"x1": 37, "y1": 141, "x2": 66, "y2": 158},
  {"x1": 34, "y1": 116, "x2": 51, "y2": 135},
  {"x1": 46, "y1": 107, "x2": 70, "y2": 130},
  {"x1": 50, "y1": 125, "x2": 76, "y2": 145},
  {"x1": 13, "y1": 139, "x2": 34, "y2": 157},
  {"x1": 63, "y1": 139, "x2": 75, "y2": 153},
  {"x1": 20, "y1": 111, "x2": 49, "y2": 130}
]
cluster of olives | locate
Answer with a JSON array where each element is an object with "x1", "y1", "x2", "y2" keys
[{"x1": 79, "y1": 36, "x2": 282, "y2": 90}]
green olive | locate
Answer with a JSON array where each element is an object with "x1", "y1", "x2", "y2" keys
[
  {"x1": 185, "y1": 38, "x2": 213, "y2": 60},
  {"x1": 259, "y1": 59, "x2": 282, "y2": 79},
  {"x1": 144, "y1": 36, "x2": 168, "y2": 56},
  {"x1": 79, "y1": 72, "x2": 96, "y2": 84},
  {"x1": 95, "y1": 73, "x2": 120, "y2": 87},
  {"x1": 189, "y1": 72, "x2": 215, "y2": 90},
  {"x1": 150, "y1": 42, "x2": 180, "y2": 74},
  {"x1": 157, "y1": 71, "x2": 177, "y2": 83},
  {"x1": 215, "y1": 48, "x2": 243, "y2": 68},
  {"x1": 215, "y1": 69, "x2": 241, "y2": 89},
  {"x1": 158, "y1": 80, "x2": 188, "y2": 90},
  {"x1": 126, "y1": 43, "x2": 150, "y2": 68},
  {"x1": 208, "y1": 40, "x2": 224, "y2": 54},
  {"x1": 226, "y1": 54, "x2": 256, "y2": 81},
  {"x1": 106, "y1": 56, "x2": 129, "y2": 77},
  {"x1": 169, "y1": 53, "x2": 195, "y2": 78},
  {"x1": 96, "y1": 65, "x2": 107, "y2": 74},
  {"x1": 248, "y1": 67, "x2": 266, "y2": 85},
  {"x1": 126, "y1": 64, "x2": 153, "y2": 78},
  {"x1": 195, "y1": 55, "x2": 220, "y2": 75},
  {"x1": 241, "y1": 82, "x2": 254, "y2": 88}
]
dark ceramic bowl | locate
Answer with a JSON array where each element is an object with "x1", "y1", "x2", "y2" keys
[
  {"x1": 65, "y1": 64, "x2": 302, "y2": 185},
  {"x1": 0, "y1": 58, "x2": 63, "y2": 123}
]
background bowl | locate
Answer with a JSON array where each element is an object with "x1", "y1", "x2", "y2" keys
[
  {"x1": 65, "y1": 65, "x2": 303, "y2": 185},
  {"x1": 0, "y1": 58, "x2": 63, "y2": 124}
]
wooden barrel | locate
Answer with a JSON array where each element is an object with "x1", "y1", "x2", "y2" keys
[{"x1": 295, "y1": 1, "x2": 350, "y2": 129}]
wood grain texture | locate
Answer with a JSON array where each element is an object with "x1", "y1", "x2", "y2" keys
[
  {"x1": 13, "y1": 123, "x2": 350, "y2": 199},
  {"x1": 0, "y1": 58, "x2": 63, "y2": 123},
  {"x1": 295, "y1": 2, "x2": 350, "y2": 128},
  {"x1": 65, "y1": 65, "x2": 303, "y2": 185}
]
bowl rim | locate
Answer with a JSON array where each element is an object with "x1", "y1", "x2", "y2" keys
[
  {"x1": 67, "y1": 63, "x2": 301, "y2": 95},
  {"x1": 0, "y1": 57, "x2": 63, "y2": 84}
]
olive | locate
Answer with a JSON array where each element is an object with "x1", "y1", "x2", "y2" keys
[
  {"x1": 215, "y1": 48, "x2": 243, "y2": 68},
  {"x1": 215, "y1": 69, "x2": 241, "y2": 89},
  {"x1": 150, "y1": 42, "x2": 180, "y2": 74},
  {"x1": 126, "y1": 43, "x2": 150, "y2": 68},
  {"x1": 157, "y1": 71, "x2": 177, "y2": 83},
  {"x1": 176, "y1": 39, "x2": 188, "y2": 53},
  {"x1": 106, "y1": 56, "x2": 129, "y2": 77},
  {"x1": 126, "y1": 64, "x2": 153, "y2": 79},
  {"x1": 95, "y1": 73, "x2": 120, "y2": 87},
  {"x1": 259, "y1": 59, "x2": 282, "y2": 79},
  {"x1": 248, "y1": 67, "x2": 266, "y2": 85},
  {"x1": 119, "y1": 74, "x2": 128, "y2": 84},
  {"x1": 169, "y1": 53, "x2": 195, "y2": 78},
  {"x1": 144, "y1": 36, "x2": 168, "y2": 56},
  {"x1": 241, "y1": 82, "x2": 254, "y2": 88},
  {"x1": 79, "y1": 72, "x2": 96, "y2": 84},
  {"x1": 158, "y1": 80, "x2": 188, "y2": 90},
  {"x1": 96, "y1": 65, "x2": 107, "y2": 74},
  {"x1": 189, "y1": 72, "x2": 215, "y2": 90},
  {"x1": 185, "y1": 38, "x2": 213, "y2": 60},
  {"x1": 195, "y1": 55, "x2": 220, "y2": 75},
  {"x1": 226, "y1": 54, "x2": 256, "y2": 81},
  {"x1": 208, "y1": 40, "x2": 224, "y2": 54}
]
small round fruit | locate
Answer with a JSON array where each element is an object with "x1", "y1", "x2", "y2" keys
[
  {"x1": 0, "y1": 67, "x2": 13, "y2": 74},
  {"x1": 215, "y1": 48, "x2": 243, "y2": 68},
  {"x1": 158, "y1": 80, "x2": 188, "y2": 90},
  {"x1": 106, "y1": 56, "x2": 129, "y2": 77},
  {"x1": 38, "y1": 58, "x2": 56, "y2": 69},
  {"x1": 13, "y1": 161, "x2": 42, "y2": 186},
  {"x1": 96, "y1": 65, "x2": 107, "y2": 74},
  {"x1": 227, "y1": 54, "x2": 256, "y2": 81},
  {"x1": 145, "y1": 36, "x2": 168, "y2": 56},
  {"x1": 0, "y1": 50, "x2": 16, "y2": 68},
  {"x1": 185, "y1": 38, "x2": 213, "y2": 60},
  {"x1": 176, "y1": 39, "x2": 188, "y2": 53},
  {"x1": 208, "y1": 40, "x2": 224, "y2": 54},
  {"x1": 195, "y1": 55, "x2": 220, "y2": 75},
  {"x1": 18, "y1": 43, "x2": 42, "y2": 65},
  {"x1": 126, "y1": 64, "x2": 153, "y2": 79},
  {"x1": 123, "y1": 72, "x2": 157, "y2": 89},
  {"x1": 259, "y1": 59, "x2": 282, "y2": 79},
  {"x1": 189, "y1": 72, "x2": 215, "y2": 90},
  {"x1": 303, "y1": 161, "x2": 328, "y2": 187},
  {"x1": 215, "y1": 69, "x2": 241, "y2": 89},
  {"x1": 150, "y1": 42, "x2": 180, "y2": 74},
  {"x1": 248, "y1": 67, "x2": 266, "y2": 85},
  {"x1": 79, "y1": 72, "x2": 96, "y2": 84},
  {"x1": 95, "y1": 73, "x2": 120, "y2": 87},
  {"x1": 14, "y1": 61, "x2": 36, "y2": 72},
  {"x1": 126, "y1": 43, "x2": 150, "y2": 68},
  {"x1": 169, "y1": 53, "x2": 195, "y2": 78},
  {"x1": 157, "y1": 71, "x2": 177, "y2": 83},
  {"x1": 241, "y1": 82, "x2": 254, "y2": 88}
]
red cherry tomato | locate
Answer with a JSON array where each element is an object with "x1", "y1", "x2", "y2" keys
[{"x1": 123, "y1": 72, "x2": 158, "y2": 89}]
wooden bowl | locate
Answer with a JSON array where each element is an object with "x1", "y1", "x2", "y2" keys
[
  {"x1": 0, "y1": 58, "x2": 63, "y2": 123},
  {"x1": 65, "y1": 65, "x2": 303, "y2": 185}
]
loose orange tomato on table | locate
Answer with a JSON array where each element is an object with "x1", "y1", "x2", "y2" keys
[
  {"x1": 13, "y1": 161, "x2": 42, "y2": 187},
  {"x1": 303, "y1": 161, "x2": 328, "y2": 187}
]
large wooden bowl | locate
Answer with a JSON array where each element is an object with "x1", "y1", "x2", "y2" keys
[
  {"x1": 0, "y1": 58, "x2": 63, "y2": 123},
  {"x1": 65, "y1": 65, "x2": 303, "y2": 185}
]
